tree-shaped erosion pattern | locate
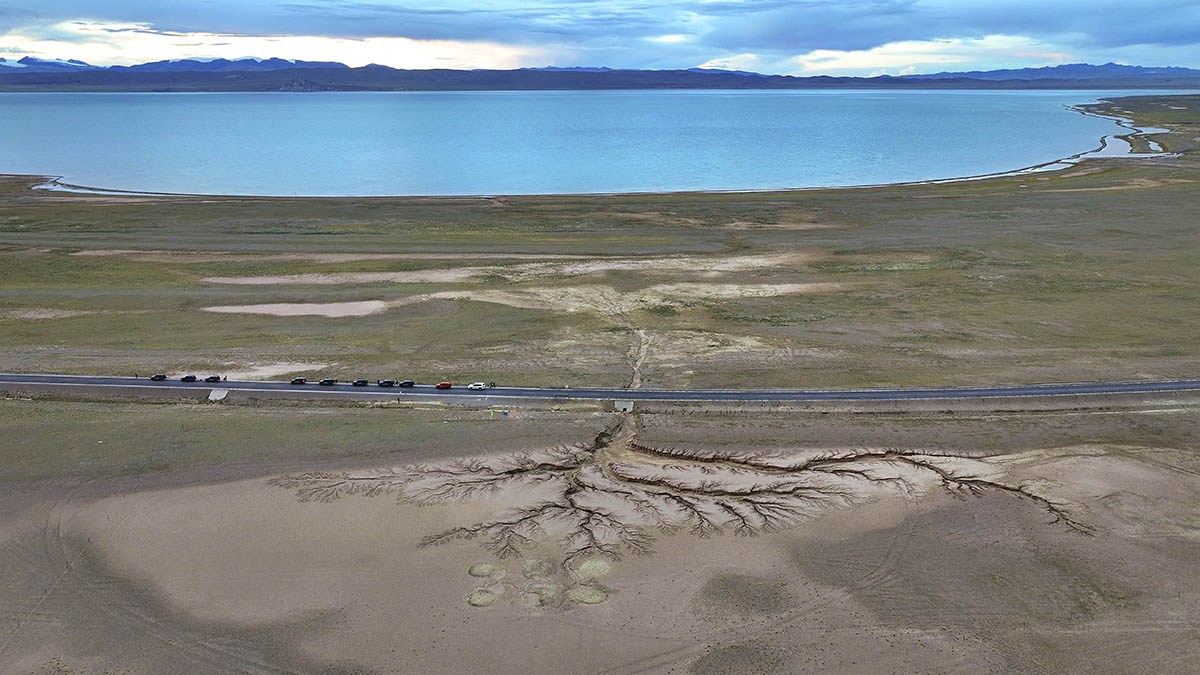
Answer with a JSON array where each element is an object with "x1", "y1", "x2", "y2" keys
[{"x1": 270, "y1": 417, "x2": 1089, "y2": 574}]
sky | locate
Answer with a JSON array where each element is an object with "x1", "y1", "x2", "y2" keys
[{"x1": 1, "y1": 1, "x2": 1199, "y2": 75}]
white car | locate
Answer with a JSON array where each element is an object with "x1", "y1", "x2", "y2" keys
[{"x1": 466, "y1": 382, "x2": 488, "y2": 390}]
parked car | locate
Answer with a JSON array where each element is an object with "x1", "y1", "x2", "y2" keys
[
  {"x1": 398, "y1": 380, "x2": 415, "y2": 388},
  {"x1": 150, "y1": 373, "x2": 166, "y2": 381},
  {"x1": 435, "y1": 381, "x2": 452, "y2": 389},
  {"x1": 290, "y1": 377, "x2": 307, "y2": 385},
  {"x1": 378, "y1": 380, "x2": 395, "y2": 387},
  {"x1": 352, "y1": 378, "x2": 369, "y2": 387},
  {"x1": 319, "y1": 378, "x2": 337, "y2": 386},
  {"x1": 204, "y1": 375, "x2": 222, "y2": 383},
  {"x1": 180, "y1": 374, "x2": 197, "y2": 382},
  {"x1": 467, "y1": 382, "x2": 488, "y2": 390}
]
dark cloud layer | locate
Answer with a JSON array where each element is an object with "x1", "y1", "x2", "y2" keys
[{"x1": 3, "y1": 0, "x2": 1198, "y2": 69}]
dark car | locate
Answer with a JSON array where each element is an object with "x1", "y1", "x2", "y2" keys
[
  {"x1": 378, "y1": 380, "x2": 395, "y2": 387},
  {"x1": 204, "y1": 375, "x2": 222, "y2": 383},
  {"x1": 352, "y1": 378, "x2": 369, "y2": 386},
  {"x1": 435, "y1": 381, "x2": 452, "y2": 389},
  {"x1": 180, "y1": 374, "x2": 197, "y2": 382},
  {"x1": 398, "y1": 380, "x2": 415, "y2": 388},
  {"x1": 290, "y1": 377, "x2": 307, "y2": 385},
  {"x1": 319, "y1": 378, "x2": 337, "y2": 386},
  {"x1": 150, "y1": 373, "x2": 167, "y2": 381}
]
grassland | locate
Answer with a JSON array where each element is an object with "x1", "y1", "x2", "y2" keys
[
  {"x1": 0, "y1": 396, "x2": 605, "y2": 484},
  {"x1": 1, "y1": 94, "x2": 1198, "y2": 389}
]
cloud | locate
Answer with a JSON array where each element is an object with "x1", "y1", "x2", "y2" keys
[
  {"x1": 698, "y1": 52, "x2": 765, "y2": 71},
  {"x1": 697, "y1": 0, "x2": 1200, "y2": 53},
  {"x1": 787, "y1": 34, "x2": 1068, "y2": 75},
  {"x1": 0, "y1": 20, "x2": 554, "y2": 69},
  {"x1": 0, "y1": 0, "x2": 1197, "y2": 72}
]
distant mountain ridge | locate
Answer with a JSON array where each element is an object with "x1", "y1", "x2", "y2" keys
[
  {"x1": 0, "y1": 56, "x2": 100, "y2": 71},
  {"x1": 111, "y1": 57, "x2": 351, "y2": 73},
  {"x1": 0, "y1": 56, "x2": 350, "y2": 73},
  {"x1": 2, "y1": 57, "x2": 1199, "y2": 91},
  {"x1": 902, "y1": 62, "x2": 1200, "y2": 80}
]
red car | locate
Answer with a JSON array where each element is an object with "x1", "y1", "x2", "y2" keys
[{"x1": 435, "y1": 381, "x2": 452, "y2": 389}]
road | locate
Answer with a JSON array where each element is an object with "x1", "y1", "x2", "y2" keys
[{"x1": 2, "y1": 373, "x2": 1200, "y2": 402}]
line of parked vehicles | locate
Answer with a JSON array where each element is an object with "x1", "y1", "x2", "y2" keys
[
  {"x1": 150, "y1": 373, "x2": 222, "y2": 383},
  {"x1": 148, "y1": 373, "x2": 495, "y2": 390}
]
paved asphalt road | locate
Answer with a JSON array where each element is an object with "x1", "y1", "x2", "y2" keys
[{"x1": 2, "y1": 373, "x2": 1200, "y2": 402}]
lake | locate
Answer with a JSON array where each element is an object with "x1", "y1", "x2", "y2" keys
[{"x1": 0, "y1": 89, "x2": 1169, "y2": 196}]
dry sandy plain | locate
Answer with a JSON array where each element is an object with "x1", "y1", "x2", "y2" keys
[
  {"x1": 2, "y1": 403, "x2": 1199, "y2": 674},
  {"x1": 2, "y1": 95, "x2": 1200, "y2": 673}
]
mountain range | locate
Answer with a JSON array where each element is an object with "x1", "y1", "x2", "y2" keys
[
  {"x1": 900, "y1": 62, "x2": 1200, "y2": 80},
  {"x1": 2, "y1": 57, "x2": 1199, "y2": 91},
  {"x1": 0, "y1": 56, "x2": 350, "y2": 73}
]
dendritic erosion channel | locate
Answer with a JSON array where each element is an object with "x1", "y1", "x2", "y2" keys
[{"x1": 270, "y1": 413, "x2": 1092, "y2": 608}]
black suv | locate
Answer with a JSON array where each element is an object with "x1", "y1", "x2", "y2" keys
[
  {"x1": 398, "y1": 380, "x2": 415, "y2": 388},
  {"x1": 352, "y1": 378, "x2": 369, "y2": 387},
  {"x1": 290, "y1": 377, "x2": 307, "y2": 385},
  {"x1": 319, "y1": 378, "x2": 337, "y2": 386},
  {"x1": 378, "y1": 380, "x2": 396, "y2": 387},
  {"x1": 150, "y1": 373, "x2": 167, "y2": 381},
  {"x1": 204, "y1": 375, "x2": 222, "y2": 383},
  {"x1": 180, "y1": 374, "x2": 197, "y2": 382}
]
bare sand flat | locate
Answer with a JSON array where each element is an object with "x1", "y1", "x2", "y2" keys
[
  {"x1": 0, "y1": 308, "x2": 99, "y2": 321},
  {"x1": 198, "y1": 252, "x2": 813, "y2": 286},
  {"x1": 72, "y1": 249, "x2": 589, "y2": 262},
  {"x1": 4, "y1": 410, "x2": 1198, "y2": 674},
  {"x1": 193, "y1": 282, "x2": 850, "y2": 320},
  {"x1": 200, "y1": 301, "x2": 389, "y2": 317},
  {"x1": 430, "y1": 282, "x2": 852, "y2": 315},
  {"x1": 210, "y1": 362, "x2": 327, "y2": 380},
  {"x1": 202, "y1": 269, "x2": 490, "y2": 285}
]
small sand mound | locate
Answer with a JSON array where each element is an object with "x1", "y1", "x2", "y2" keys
[
  {"x1": 573, "y1": 559, "x2": 611, "y2": 581},
  {"x1": 468, "y1": 563, "x2": 500, "y2": 577},
  {"x1": 200, "y1": 301, "x2": 388, "y2": 318},
  {"x1": 566, "y1": 586, "x2": 608, "y2": 605},
  {"x1": 466, "y1": 589, "x2": 499, "y2": 607}
]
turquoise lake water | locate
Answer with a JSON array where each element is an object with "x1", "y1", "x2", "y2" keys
[{"x1": 0, "y1": 89, "x2": 1172, "y2": 196}]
